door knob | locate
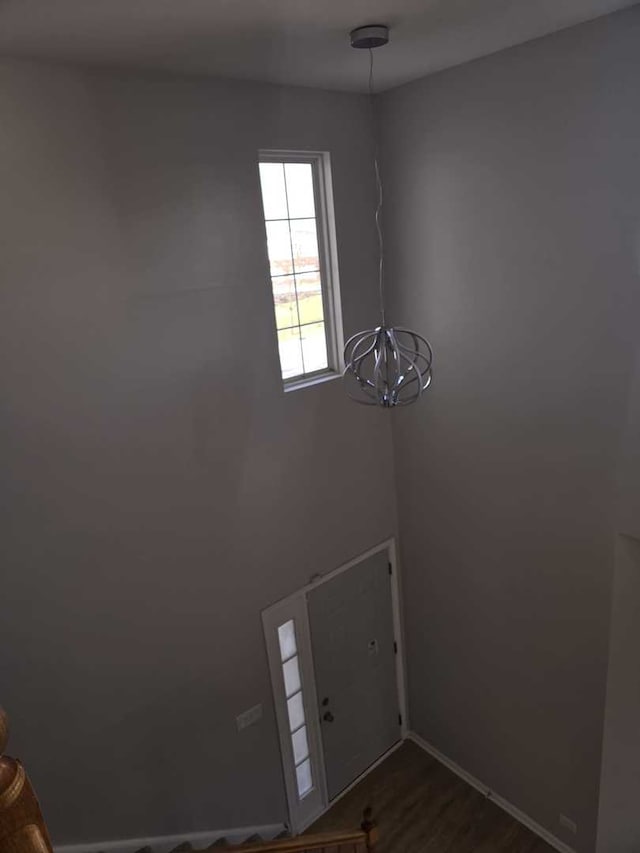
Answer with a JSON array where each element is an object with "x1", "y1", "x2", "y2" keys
[{"x1": 323, "y1": 711, "x2": 335, "y2": 723}]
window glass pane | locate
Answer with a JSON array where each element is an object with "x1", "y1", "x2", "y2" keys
[
  {"x1": 282, "y1": 656, "x2": 301, "y2": 698},
  {"x1": 285, "y1": 163, "x2": 315, "y2": 219},
  {"x1": 296, "y1": 758, "x2": 313, "y2": 799},
  {"x1": 272, "y1": 276, "x2": 300, "y2": 330},
  {"x1": 259, "y1": 163, "x2": 288, "y2": 220},
  {"x1": 291, "y1": 725, "x2": 309, "y2": 766},
  {"x1": 287, "y1": 691, "x2": 305, "y2": 733},
  {"x1": 290, "y1": 219, "x2": 319, "y2": 273},
  {"x1": 301, "y1": 323, "x2": 328, "y2": 374},
  {"x1": 295, "y1": 272, "x2": 324, "y2": 325},
  {"x1": 265, "y1": 220, "x2": 293, "y2": 276},
  {"x1": 277, "y1": 620, "x2": 297, "y2": 662},
  {"x1": 278, "y1": 326, "x2": 303, "y2": 380},
  {"x1": 259, "y1": 155, "x2": 337, "y2": 384}
]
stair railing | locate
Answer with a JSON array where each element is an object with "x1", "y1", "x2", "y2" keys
[{"x1": 215, "y1": 808, "x2": 377, "y2": 852}]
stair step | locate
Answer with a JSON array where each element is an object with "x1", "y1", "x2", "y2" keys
[{"x1": 129, "y1": 830, "x2": 294, "y2": 853}]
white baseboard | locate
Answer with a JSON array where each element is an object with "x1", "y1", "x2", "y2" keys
[
  {"x1": 407, "y1": 731, "x2": 575, "y2": 853},
  {"x1": 55, "y1": 823, "x2": 286, "y2": 853}
]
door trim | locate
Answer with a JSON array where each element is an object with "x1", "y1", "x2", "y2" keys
[{"x1": 262, "y1": 538, "x2": 408, "y2": 833}]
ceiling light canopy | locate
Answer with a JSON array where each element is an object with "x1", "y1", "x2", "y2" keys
[
  {"x1": 343, "y1": 26, "x2": 433, "y2": 408},
  {"x1": 350, "y1": 25, "x2": 389, "y2": 50}
]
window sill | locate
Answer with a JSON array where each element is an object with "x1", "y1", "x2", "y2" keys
[{"x1": 284, "y1": 370, "x2": 342, "y2": 393}]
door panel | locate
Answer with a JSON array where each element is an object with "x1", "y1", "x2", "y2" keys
[{"x1": 308, "y1": 551, "x2": 400, "y2": 800}]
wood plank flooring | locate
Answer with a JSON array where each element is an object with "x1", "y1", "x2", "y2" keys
[{"x1": 308, "y1": 741, "x2": 555, "y2": 852}]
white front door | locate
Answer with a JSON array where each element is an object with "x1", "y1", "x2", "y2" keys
[{"x1": 308, "y1": 550, "x2": 401, "y2": 800}]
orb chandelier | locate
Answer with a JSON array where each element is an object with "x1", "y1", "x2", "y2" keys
[{"x1": 343, "y1": 25, "x2": 433, "y2": 407}]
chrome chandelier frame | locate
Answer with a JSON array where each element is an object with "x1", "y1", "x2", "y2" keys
[
  {"x1": 344, "y1": 326, "x2": 432, "y2": 407},
  {"x1": 343, "y1": 27, "x2": 433, "y2": 408}
]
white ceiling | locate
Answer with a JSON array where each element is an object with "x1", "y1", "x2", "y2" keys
[{"x1": 0, "y1": 0, "x2": 636, "y2": 92}]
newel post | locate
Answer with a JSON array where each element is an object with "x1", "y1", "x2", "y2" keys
[
  {"x1": 0, "y1": 708, "x2": 53, "y2": 853},
  {"x1": 361, "y1": 807, "x2": 378, "y2": 851}
]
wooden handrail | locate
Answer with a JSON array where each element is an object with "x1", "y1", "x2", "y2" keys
[
  {"x1": 217, "y1": 829, "x2": 368, "y2": 852},
  {"x1": 0, "y1": 708, "x2": 54, "y2": 853},
  {"x1": 216, "y1": 808, "x2": 377, "y2": 853}
]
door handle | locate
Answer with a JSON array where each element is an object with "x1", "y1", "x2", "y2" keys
[{"x1": 323, "y1": 711, "x2": 335, "y2": 723}]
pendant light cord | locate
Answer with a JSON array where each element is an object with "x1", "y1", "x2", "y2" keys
[{"x1": 369, "y1": 47, "x2": 386, "y2": 327}]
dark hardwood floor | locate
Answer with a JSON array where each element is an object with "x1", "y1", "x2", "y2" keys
[{"x1": 308, "y1": 741, "x2": 555, "y2": 852}]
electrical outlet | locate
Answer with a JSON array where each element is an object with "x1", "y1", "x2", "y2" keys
[
  {"x1": 559, "y1": 814, "x2": 577, "y2": 835},
  {"x1": 236, "y1": 703, "x2": 263, "y2": 731}
]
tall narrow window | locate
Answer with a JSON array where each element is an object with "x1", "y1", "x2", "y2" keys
[
  {"x1": 258, "y1": 152, "x2": 342, "y2": 387},
  {"x1": 263, "y1": 596, "x2": 326, "y2": 832},
  {"x1": 277, "y1": 619, "x2": 314, "y2": 800}
]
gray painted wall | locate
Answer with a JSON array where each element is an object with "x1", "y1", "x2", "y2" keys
[
  {"x1": 0, "y1": 61, "x2": 397, "y2": 844},
  {"x1": 379, "y1": 7, "x2": 640, "y2": 852}
]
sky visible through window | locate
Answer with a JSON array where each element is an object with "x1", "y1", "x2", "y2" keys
[{"x1": 259, "y1": 161, "x2": 329, "y2": 381}]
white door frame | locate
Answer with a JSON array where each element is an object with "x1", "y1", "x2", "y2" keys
[{"x1": 262, "y1": 538, "x2": 407, "y2": 833}]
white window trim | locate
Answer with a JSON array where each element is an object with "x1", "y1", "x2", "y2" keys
[
  {"x1": 261, "y1": 538, "x2": 407, "y2": 833},
  {"x1": 258, "y1": 150, "x2": 344, "y2": 391}
]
